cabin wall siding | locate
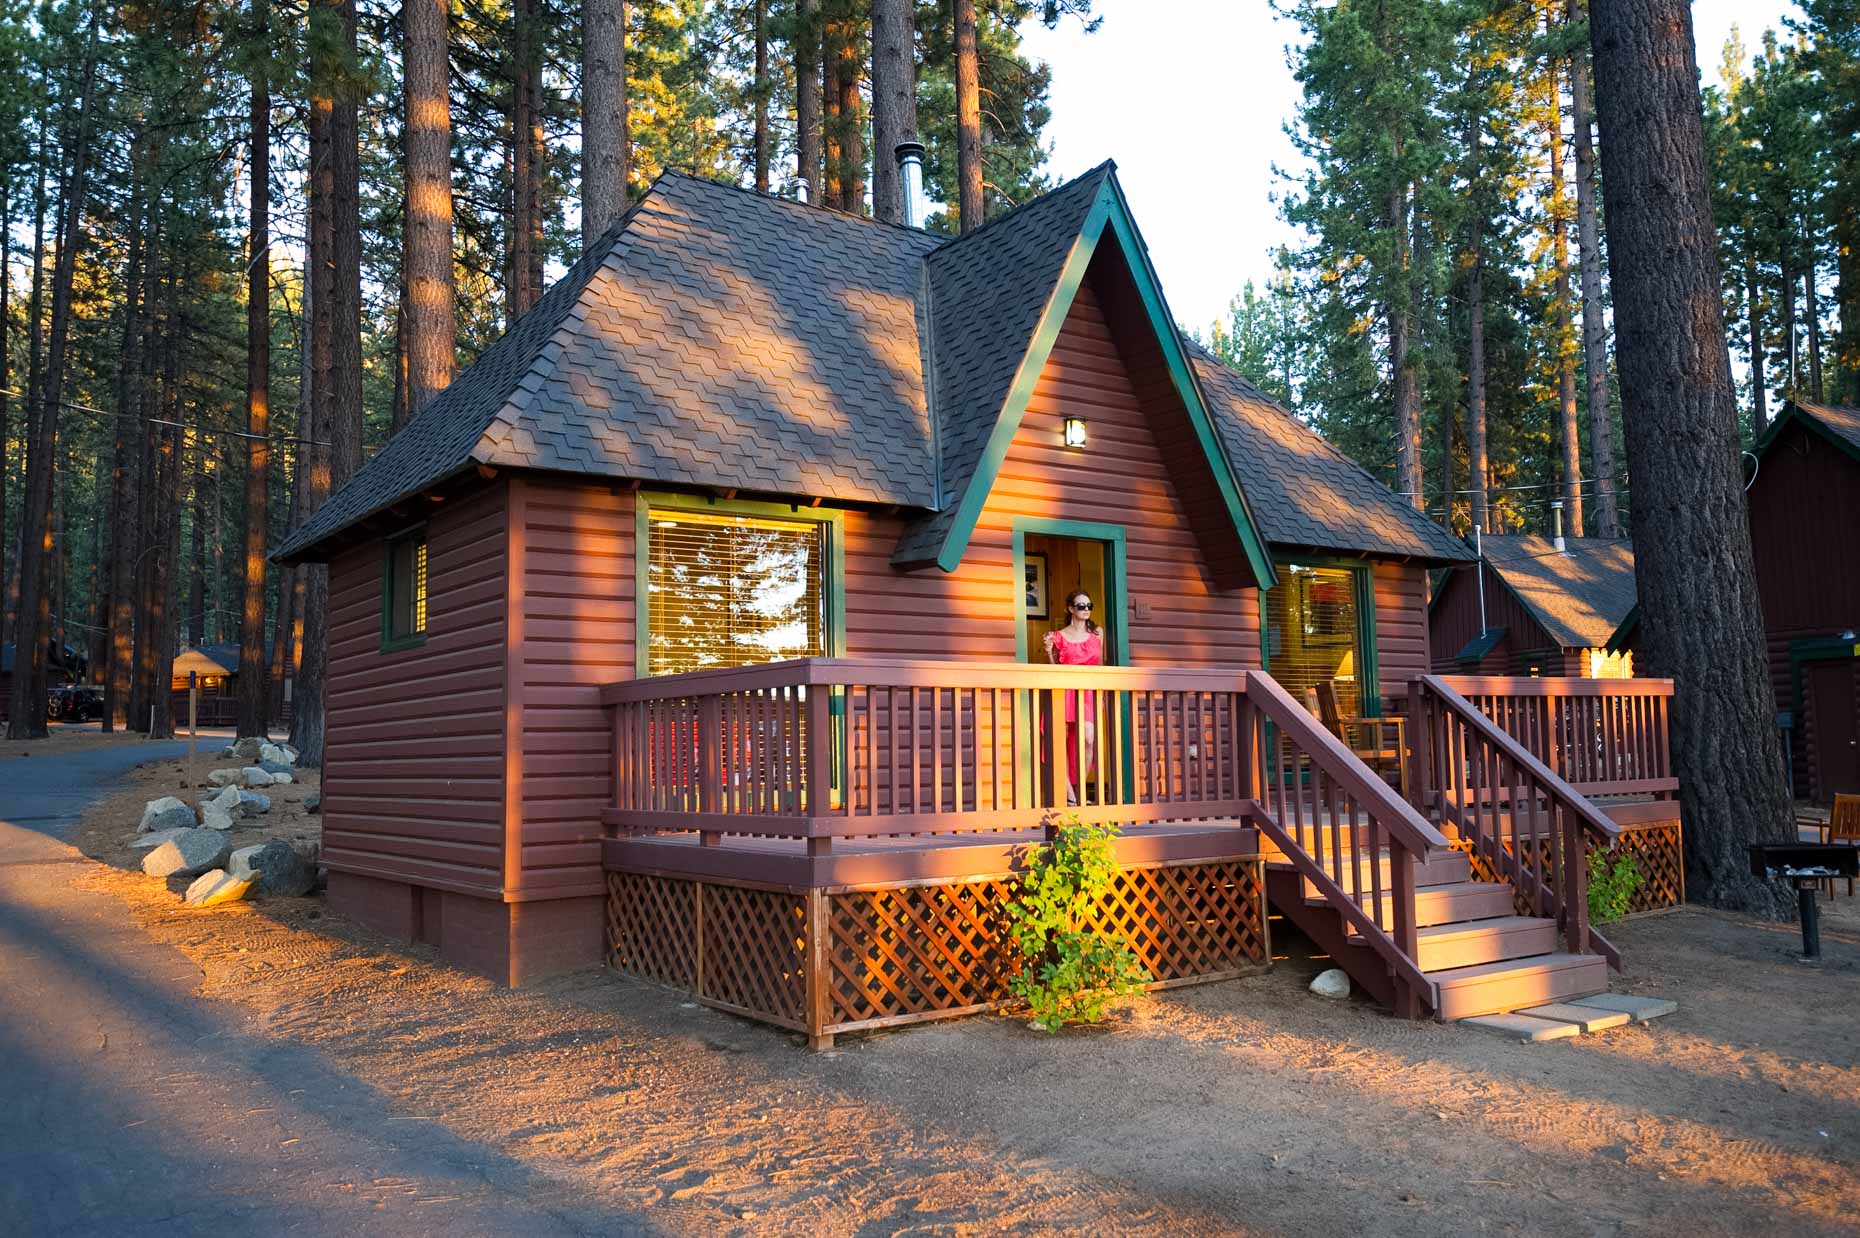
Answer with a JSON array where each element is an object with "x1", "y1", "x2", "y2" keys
[
  {"x1": 323, "y1": 482, "x2": 509, "y2": 896},
  {"x1": 1750, "y1": 424, "x2": 1860, "y2": 797},
  {"x1": 1428, "y1": 565, "x2": 1563, "y2": 675},
  {"x1": 1372, "y1": 562, "x2": 1431, "y2": 696},
  {"x1": 846, "y1": 275, "x2": 1264, "y2": 667},
  {"x1": 513, "y1": 478, "x2": 636, "y2": 900}
]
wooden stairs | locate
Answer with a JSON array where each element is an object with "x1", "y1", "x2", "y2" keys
[{"x1": 1261, "y1": 823, "x2": 1609, "y2": 1021}]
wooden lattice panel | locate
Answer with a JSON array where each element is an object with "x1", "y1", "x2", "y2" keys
[
  {"x1": 824, "y1": 878, "x2": 1019, "y2": 1027},
  {"x1": 699, "y1": 883, "x2": 809, "y2": 1029},
  {"x1": 1449, "y1": 820, "x2": 1684, "y2": 916},
  {"x1": 1599, "y1": 823, "x2": 1684, "y2": 912},
  {"x1": 1093, "y1": 861, "x2": 1267, "y2": 983},
  {"x1": 606, "y1": 870, "x2": 698, "y2": 988}
]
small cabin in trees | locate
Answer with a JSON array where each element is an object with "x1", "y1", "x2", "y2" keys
[
  {"x1": 275, "y1": 163, "x2": 1675, "y2": 1038},
  {"x1": 1430, "y1": 535, "x2": 1638, "y2": 679},
  {"x1": 1747, "y1": 401, "x2": 1860, "y2": 800}
]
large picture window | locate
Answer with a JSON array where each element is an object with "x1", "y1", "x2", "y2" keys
[
  {"x1": 1264, "y1": 563, "x2": 1371, "y2": 716},
  {"x1": 646, "y1": 507, "x2": 828, "y2": 676}
]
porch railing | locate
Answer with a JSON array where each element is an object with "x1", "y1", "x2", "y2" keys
[
  {"x1": 1409, "y1": 674, "x2": 1624, "y2": 966},
  {"x1": 1425, "y1": 675, "x2": 1676, "y2": 800},
  {"x1": 599, "y1": 658, "x2": 1257, "y2": 848}
]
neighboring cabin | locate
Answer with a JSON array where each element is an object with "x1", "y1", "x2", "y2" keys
[
  {"x1": 276, "y1": 163, "x2": 1471, "y2": 985},
  {"x1": 1430, "y1": 535, "x2": 1638, "y2": 679},
  {"x1": 1748, "y1": 401, "x2": 1860, "y2": 800}
]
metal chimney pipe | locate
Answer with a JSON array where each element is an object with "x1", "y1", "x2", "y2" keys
[
  {"x1": 894, "y1": 141, "x2": 926, "y2": 228},
  {"x1": 1551, "y1": 498, "x2": 1566, "y2": 553}
]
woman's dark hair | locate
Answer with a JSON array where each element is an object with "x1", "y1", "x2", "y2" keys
[{"x1": 1059, "y1": 589, "x2": 1099, "y2": 635}]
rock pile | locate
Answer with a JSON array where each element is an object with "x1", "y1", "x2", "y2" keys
[
  {"x1": 142, "y1": 829, "x2": 233, "y2": 879},
  {"x1": 137, "y1": 796, "x2": 197, "y2": 835}
]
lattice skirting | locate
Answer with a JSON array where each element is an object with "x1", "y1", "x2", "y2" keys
[
  {"x1": 1449, "y1": 820, "x2": 1684, "y2": 916},
  {"x1": 605, "y1": 858, "x2": 1268, "y2": 1044}
]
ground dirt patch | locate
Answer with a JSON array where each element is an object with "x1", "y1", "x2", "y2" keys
[
  {"x1": 0, "y1": 722, "x2": 181, "y2": 763},
  {"x1": 71, "y1": 770, "x2": 1860, "y2": 1235}
]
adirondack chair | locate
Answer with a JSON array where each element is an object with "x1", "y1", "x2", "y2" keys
[
  {"x1": 1831, "y1": 794, "x2": 1860, "y2": 897},
  {"x1": 1315, "y1": 681, "x2": 1405, "y2": 792}
]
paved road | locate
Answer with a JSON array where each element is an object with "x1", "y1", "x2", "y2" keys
[{"x1": 0, "y1": 745, "x2": 652, "y2": 1236}]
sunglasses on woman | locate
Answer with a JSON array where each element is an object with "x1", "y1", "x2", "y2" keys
[{"x1": 1072, "y1": 601, "x2": 1092, "y2": 612}]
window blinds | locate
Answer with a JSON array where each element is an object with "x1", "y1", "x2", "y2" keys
[{"x1": 646, "y1": 509, "x2": 826, "y2": 676}]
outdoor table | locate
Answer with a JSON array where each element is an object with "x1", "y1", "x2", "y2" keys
[{"x1": 1750, "y1": 843, "x2": 1860, "y2": 960}]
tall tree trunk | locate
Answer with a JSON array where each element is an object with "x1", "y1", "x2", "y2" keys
[
  {"x1": 404, "y1": 0, "x2": 455, "y2": 417},
  {"x1": 1589, "y1": 0, "x2": 1794, "y2": 913},
  {"x1": 1567, "y1": 0, "x2": 1619, "y2": 538},
  {"x1": 10, "y1": 122, "x2": 48, "y2": 650},
  {"x1": 871, "y1": 0, "x2": 916, "y2": 224},
  {"x1": 821, "y1": 20, "x2": 841, "y2": 206},
  {"x1": 1746, "y1": 240, "x2": 1767, "y2": 429},
  {"x1": 752, "y1": 0, "x2": 770, "y2": 193},
  {"x1": 1465, "y1": 114, "x2": 1491, "y2": 537},
  {"x1": 239, "y1": 0, "x2": 272, "y2": 735},
  {"x1": 148, "y1": 285, "x2": 183, "y2": 741},
  {"x1": 9, "y1": 8, "x2": 98, "y2": 739},
  {"x1": 508, "y1": 0, "x2": 542, "y2": 320},
  {"x1": 1803, "y1": 244, "x2": 1823, "y2": 403},
  {"x1": 1389, "y1": 181, "x2": 1422, "y2": 511},
  {"x1": 1838, "y1": 202, "x2": 1860, "y2": 403},
  {"x1": 583, "y1": 0, "x2": 629, "y2": 240},
  {"x1": 795, "y1": 0, "x2": 821, "y2": 202},
  {"x1": 1547, "y1": 38, "x2": 1585, "y2": 538},
  {"x1": 189, "y1": 451, "x2": 206, "y2": 645},
  {"x1": 0, "y1": 178, "x2": 10, "y2": 656},
  {"x1": 954, "y1": 0, "x2": 981, "y2": 232},
  {"x1": 834, "y1": 8, "x2": 863, "y2": 212},
  {"x1": 129, "y1": 200, "x2": 163, "y2": 733},
  {"x1": 1781, "y1": 245, "x2": 1798, "y2": 395}
]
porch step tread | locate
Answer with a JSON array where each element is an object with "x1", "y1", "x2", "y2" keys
[
  {"x1": 1330, "y1": 880, "x2": 1518, "y2": 931},
  {"x1": 1416, "y1": 914, "x2": 1552, "y2": 942},
  {"x1": 1428, "y1": 951, "x2": 1609, "y2": 1021},
  {"x1": 1414, "y1": 915, "x2": 1558, "y2": 971},
  {"x1": 1459, "y1": 1012, "x2": 1582, "y2": 1043}
]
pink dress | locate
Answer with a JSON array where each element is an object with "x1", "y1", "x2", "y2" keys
[{"x1": 1050, "y1": 630, "x2": 1103, "y2": 723}]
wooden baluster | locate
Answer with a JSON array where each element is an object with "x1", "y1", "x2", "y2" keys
[
  {"x1": 863, "y1": 684, "x2": 877, "y2": 819},
  {"x1": 1363, "y1": 805, "x2": 1381, "y2": 932},
  {"x1": 805, "y1": 682, "x2": 832, "y2": 851},
  {"x1": 1237, "y1": 695, "x2": 1257, "y2": 806},
  {"x1": 1565, "y1": 795, "x2": 1590, "y2": 954},
  {"x1": 1391, "y1": 843, "x2": 1420, "y2": 1017},
  {"x1": 1042, "y1": 688, "x2": 1063, "y2": 812},
  {"x1": 1324, "y1": 769, "x2": 1344, "y2": 895}
]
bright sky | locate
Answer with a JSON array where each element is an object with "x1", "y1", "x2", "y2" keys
[{"x1": 1016, "y1": 0, "x2": 1804, "y2": 336}]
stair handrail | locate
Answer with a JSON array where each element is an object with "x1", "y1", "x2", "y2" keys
[
  {"x1": 1243, "y1": 670, "x2": 1452, "y2": 1014},
  {"x1": 1413, "y1": 674, "x2": 1621, "y2": 968}
]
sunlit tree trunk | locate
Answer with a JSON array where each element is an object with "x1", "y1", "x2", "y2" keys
[
  {"x1": 795, "y1": 0, "x2": 821, "y2": 202},
  {"x1": 404, "y1": 0, "x2": 455, "y2": 417},
  {"x1": 582, "y1": 0, "x2": 629, "y2": 239},
  {"x1": 1567, "y1": 0, "x2": 1619, "y2": 538},
  {"x1": 954, "y1": 0, "x2": 981, "y2": 231},
  {"x1": 1547, "y1": 35, "x2": 1585, "y2": 537},
  {"x1": 871, "y1": 0, "x2": 916, "y2": 224},
  {"x1": 238, "y1": 0, "x2": 272, "y2": 737},
  {"x1": 752, "y1": 0, "x2": 769, "y2": 193}
]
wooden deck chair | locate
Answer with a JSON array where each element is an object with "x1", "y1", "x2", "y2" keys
[
  {"x1": 1315, "y1": 682, "x2": 1402, "y2": 774},
  {"x1": 1832, "y1": 795, "x2": 1860, "y2": 897}
]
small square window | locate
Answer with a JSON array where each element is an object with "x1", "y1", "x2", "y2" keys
[{"x1": 384, "y1": 530, "x2": 428, "y2": 648}]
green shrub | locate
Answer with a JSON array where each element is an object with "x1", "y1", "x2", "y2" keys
[
  {"x1": 1587, "y1": 848, "x2": 1643, "y2": 925},
  {"x1": 1004, "y1": 817, "x2": 1152, "y2": 1032}
]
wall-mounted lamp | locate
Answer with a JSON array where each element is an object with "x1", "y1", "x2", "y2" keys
[{"x1": 1062, "y1": 416, "x2": 1088, "y2": 449}]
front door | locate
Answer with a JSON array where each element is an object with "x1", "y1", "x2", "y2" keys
[
  {"x1": 1020, "y1": 532, "x2": 1113, "y2": 664},
  {"x1": 1809, "y1": 660, "x2": 1860, "y2": 798}
]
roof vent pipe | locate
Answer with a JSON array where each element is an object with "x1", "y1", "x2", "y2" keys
[
  {"x1": 1551, "y1": 498, "x2": 1567, "y2": 553},
  {"x1": 895, "y1": 141, "x2": 926, "y2": 229}
]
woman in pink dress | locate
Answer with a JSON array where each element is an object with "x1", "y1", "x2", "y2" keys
[{"x1": 1042, "y1": 589, "x2": 1102, "y2": 805}]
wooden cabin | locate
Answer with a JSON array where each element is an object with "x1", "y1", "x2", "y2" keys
[
  {"x1": 1748, "y1": 401, "x2": 1860, "y2": 800},
  {"x1": 278, "y1": 164, "x2": 1678, "y2": 1040},
  {"x1": 170, "y1": 643, "x2": 241, "y2": 726},
  {"x1": 1430, "y1": 535, "x2": 1637, "y2": 679}
]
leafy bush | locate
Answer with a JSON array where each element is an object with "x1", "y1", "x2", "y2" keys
[
  {"x1": 1004, "y1": 817, "x2": 1152, "y2": 1032},
  {"x1": 1587, "y1": 848, "x2": 1643, "y2": 925}
]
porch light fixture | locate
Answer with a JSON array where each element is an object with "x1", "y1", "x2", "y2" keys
[{"x1": 1062, "y1": 416, "x2": 1088, "y2": 449}]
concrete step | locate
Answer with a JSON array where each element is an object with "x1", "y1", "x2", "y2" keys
[
  {"x1": 1332, "y1": 880, "x2": 1517, "y2": 932},
  {"x1": 1428, "y1": 951, "x2": 1609, "y2": 1021},
  {"x1": 1414, "y1": 915, "x2": 1558, "y2": 972}
]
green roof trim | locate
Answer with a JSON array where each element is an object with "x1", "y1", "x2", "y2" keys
[{"x1": 927, "y1": 179, "x2": 1277, "y2": 591}]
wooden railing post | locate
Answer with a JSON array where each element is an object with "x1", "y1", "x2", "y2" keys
[
  {"x1": 1405, "y1": 680, "x2": 1431, "y2": 816},
  {"x1": 1564, "y1": 804, "x2": 1591, "y2": 954},
  {"x1": 805, "y1": 682, "x2": 833, "y2": 853},
  {"x1": 1390, "y1": 846, "x2": 1421, "y2": 1018},
  {"x1": 1236, "y1": 694, "x2": 1257, "y2": 803}
]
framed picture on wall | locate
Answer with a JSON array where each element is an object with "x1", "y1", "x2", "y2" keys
[{"x1": 1024, "y1": 552, "x2": 1048, "y2": 619}]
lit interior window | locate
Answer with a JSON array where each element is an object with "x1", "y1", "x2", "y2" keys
[{"x1": 647, "y1": 509, "x2": 826, "y2": 676}]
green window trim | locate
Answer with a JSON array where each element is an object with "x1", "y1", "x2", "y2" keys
[
  {"x1": 633, "y1": 490, "x2": 847, "y2": 679},
  {"x1": 1259, "y1": 556, "x2": 1381, "y2": 717},
  {"x1": 1010, "y1": 517, "x2": 1132, "y2": 667},
  {"x1": 380, "y1": 525, "x2": 429, "y2": 653}
]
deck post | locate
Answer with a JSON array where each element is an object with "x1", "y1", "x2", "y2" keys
[
  {"x1": 805, "y1": 681, "x2": 833, "y2": 824},
  {"x1": 806, "y1": 887, "x2": 834, "y2": 1050},
  {"x1": 1405, "y1": 680, "x2": 1430, "y2": 817},
  {"x1": 1390, "y1": 847, "x2": 1422, "y2": 1018}
]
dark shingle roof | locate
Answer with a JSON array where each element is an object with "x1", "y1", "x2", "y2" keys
[
  {"x1": 1191, "y1": 346, "x2": 1473, "y2": 564},
  {"x1": 280, "y1": 175, "x2": 941, "y2": 560},
  {"x1": 892, "y1": 165, "x2": 1114, "y2": 565},
  {"x1": 279, "y1": 163, "x2": 1471, "y2": 573},
  {"x1": 1480, "y1": 535, "x2": 1637, "y2": 649},
  {"x1": 1760, "y1": 400, "x2": 1860, "y2": 461}
]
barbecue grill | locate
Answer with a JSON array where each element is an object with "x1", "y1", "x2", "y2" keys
[{"x1": 1750, "y1": 843, "x2": 1860, "y2": 960}]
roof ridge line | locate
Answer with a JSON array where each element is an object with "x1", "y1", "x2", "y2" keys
[
  {"x1": 922, "y1": 160, "x2": 1118, "y2": 259},
  {"x1": 655, "y1": 168, "x2": 944, "y2": 245}
]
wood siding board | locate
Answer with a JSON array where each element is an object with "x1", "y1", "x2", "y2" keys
[{"x1": 323, "y1": 481, "x2": 510, "y2": 896}]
